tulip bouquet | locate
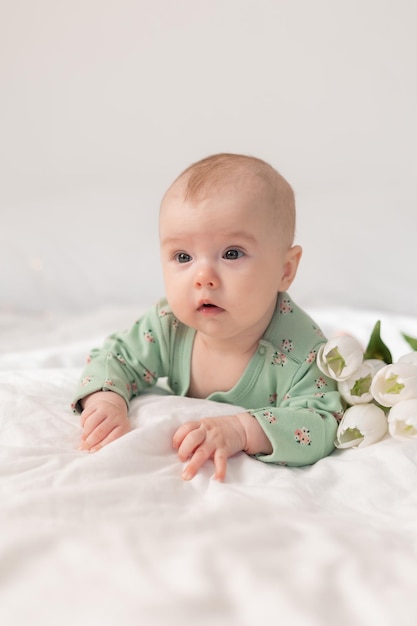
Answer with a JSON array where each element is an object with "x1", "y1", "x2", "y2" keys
[{"x1": 316, "y1": 322, "x2": 417, "y2": 449}]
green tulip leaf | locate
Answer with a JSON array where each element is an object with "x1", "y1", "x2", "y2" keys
[
  {"x1": 402, "y1": 333, "x2": 417, "y2": 351},
  {"x1": 364, "y1": 321, "x2": 392, "y2": 364}
]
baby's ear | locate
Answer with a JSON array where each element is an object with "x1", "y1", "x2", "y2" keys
[{"x1": 278, "y1": 245, "x2": 302, "y2": 291}]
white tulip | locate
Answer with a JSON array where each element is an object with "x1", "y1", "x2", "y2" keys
[
  {"x1": 335, "y1": 404, "x2": 388, "y2": 449},
  {"x1": 338, "y1": 359, "x2": 386, "y2": 405},
  {"x1": 370, "y1": 362, "x2": 417, "y2": 407},
  {"x1": 398, "y1": 351, "x2": 417, "y2": 367},
  {"x1": 388, "y1": 399, "x2": 417, "y2": 439},
  {"x1": 316, "y1": 336, "x2": 364, "y2": 381}
]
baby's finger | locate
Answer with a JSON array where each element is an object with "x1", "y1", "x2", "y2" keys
[
  {"x1": 181, "y1": 445, "x2": 212, "y2": 481},
  {"x1": 80, "y1": 410, "x2": 106, "y2": 442},
  {"x1": 172, "y1": 421, "x2": 200, "y2": 450},
  {"x1": 176, "y1": 426, "x2": 206, "y2": 461},
  {"x1": 88, "y1": 423, "x2": 129, "y2": 453},
  {"x1": 212, "y1": 449, "x2": 228, "y2": 482},
  {"x1": 80, "y1": 405, "x2": 97, "y2": 429},
  {"x1": 79, "y1": 420, "x2": 116, "y2": 451}
]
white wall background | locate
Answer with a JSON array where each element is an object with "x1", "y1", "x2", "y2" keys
[{"x1": 1, "y1": 0, "x2": 416, "y2": 315}]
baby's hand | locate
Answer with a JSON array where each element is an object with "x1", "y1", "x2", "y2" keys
[
  {"x1": 172, "y1": 412, "x2": 272, "y2": 481},
  {"x1": 79, "y1": 391, "x2": 130, "y2": 452}
]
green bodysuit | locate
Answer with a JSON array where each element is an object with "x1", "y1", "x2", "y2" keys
[{"x1": 72, "y1": 292, "x2": 343, "y2": 466}]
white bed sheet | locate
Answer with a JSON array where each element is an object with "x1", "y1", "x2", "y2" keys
[{"x1": 1, "y1": 306, "x2": 417, "y2": 626}]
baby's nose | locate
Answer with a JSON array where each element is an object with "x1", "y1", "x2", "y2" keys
[{"x1": 194, "y1": 264, "x2": 219, "y2": 289}]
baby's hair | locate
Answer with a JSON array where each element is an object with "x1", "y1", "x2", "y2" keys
[{"x1": 166, "y1": 153, "x2": 296, "y2": 247}]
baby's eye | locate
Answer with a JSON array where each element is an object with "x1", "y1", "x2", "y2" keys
[
  {"x1": 174, "y1": 252, "x2": 192, "y2": 264},
  {"x1": 223, "y1": 248, "x2": 244, "y2": 260}
]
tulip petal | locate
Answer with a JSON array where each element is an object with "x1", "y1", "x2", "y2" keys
[
  {"x1": 398, "y1": 351, "x2": 417, "y2": 367},
  {"x1": 317, "y1": 336, "x2": 364, "y2": 381},
  {"x1": 336, "y1": 427, "x2": 365, "y2": 449},
  {"x1": 335, "y1": 404, "x2": 387, "y2": 449},
  {"x1": 371, "y1": 362, "x2": 417, "y2": 407},
  {"x1": 338, "y1": 359, "x2": 385, "y2": 405},
  {"x1": 388, "y1": 398, "x2": 417, "y2": 439}
]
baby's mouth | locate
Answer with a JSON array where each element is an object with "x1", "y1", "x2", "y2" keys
[{"x1": 197, "y1": 301, "x2": 224, "y2": 313}]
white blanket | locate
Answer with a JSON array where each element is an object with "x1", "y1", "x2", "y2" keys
[{"x1": 1, "y1": 307, "x2": 417, "y2": 626}]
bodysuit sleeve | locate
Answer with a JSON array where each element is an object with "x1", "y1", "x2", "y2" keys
[
  {"x1": 71, "y1": 300, "x2": 173, "y2": 413},
  {"x1": 250, "y1": 357, "x2": 343, "y2": 466}
]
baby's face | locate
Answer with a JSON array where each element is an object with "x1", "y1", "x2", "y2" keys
[{"x1": 159, "y1": 179, "x2": 300, "y2": 342}]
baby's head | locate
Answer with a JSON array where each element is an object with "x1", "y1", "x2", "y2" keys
[
  {"x1": 161, "y1": 153, "x2": 296, "y2": 250},
  {"x1": 159, "y1": 154, "x2": 302, "y2": 335}
]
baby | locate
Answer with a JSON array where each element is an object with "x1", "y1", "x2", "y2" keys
[{"x1": 72, "y1": 153, "x2": 343, "y2": 480}]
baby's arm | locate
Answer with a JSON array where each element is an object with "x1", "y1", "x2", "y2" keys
[
  {"x1": 172, "y1": 412, "x2": 272, "y2": 481},
  {"x1": 72, "y1": 300, "x2": 174, "y2": 451},
  {"x1": 79, "y1": 391, "x2": 130, "y2": 452}
]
